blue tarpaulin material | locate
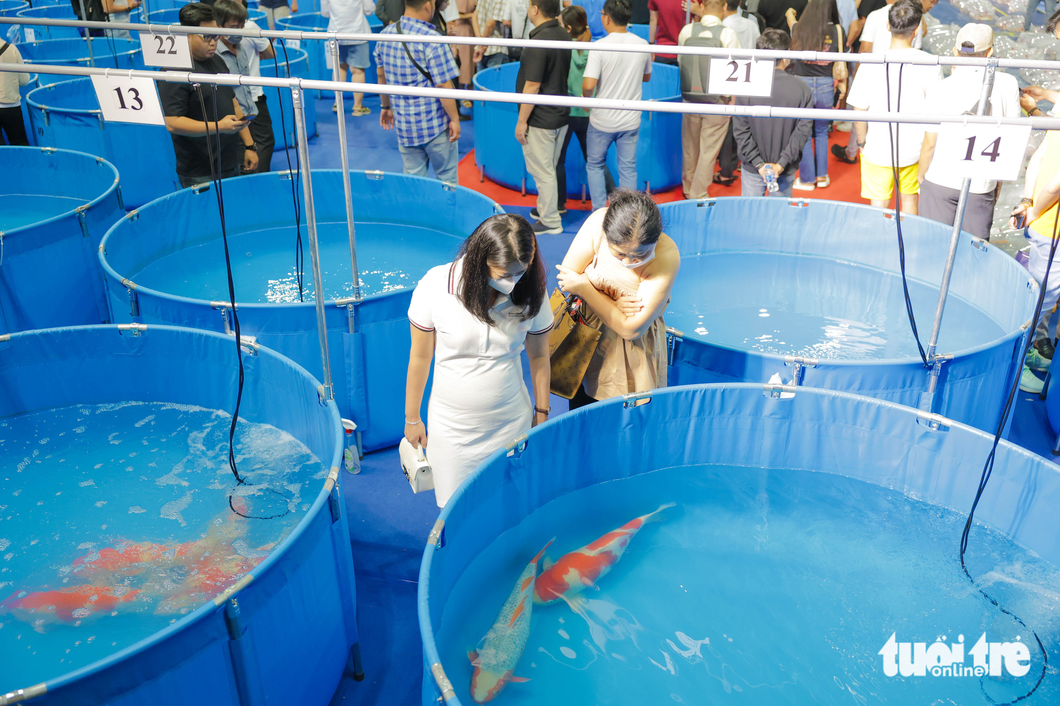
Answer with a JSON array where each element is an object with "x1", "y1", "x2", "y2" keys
[
  {"x1": 659, "y1": 198, "x2": 1038, "y2": 433},
  {"x1": 0, "y1": 146, "x2": 122, "y2": 334},
  {"x1": 259, "y1": 48, "x2": 319, "y2": 148},
  {"x1": 18, "y1": 72, "x2": 38, "y2": 145},
  {"x1": 0, "y1": 0, "x2": 27, "y2": 20},
  {"x1": 99, "y1": 170, "x2": 501, "y2": 451},
  {"x1": 18, "y1": 37, "x2": 144, "y2": 77},
  {"x1": 418, "y1": 384, "x2": 1060, "y2": 705},
  {"x1": 13, "y1": 5, "x2": 82, "y2": 42},
  {"x1": 0, "y1": 324, "x2": 356, "y2": 706},
  {"x1": 275, "y1": 12, "x2": 383, "y2": 100},
  {"x1": 27, "y1": 78, "x2": 179, "y2": 209},
  {"x1": 473, "y1": 62, "x2": 682, "y2": 196}
]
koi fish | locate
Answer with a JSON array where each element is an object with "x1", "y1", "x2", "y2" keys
[
  {"x1": 468, "y1": 539, "x2": 553, "y2": 704},
  {"x1": 0, "y1": 584, "x2": 140, "y2": 625},
  {"x1": 533, "y1": 503, "x2": 675, "y2": 606}
]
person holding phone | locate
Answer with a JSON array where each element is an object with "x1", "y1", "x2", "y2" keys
[{"x1": 160, "y1": 3, "x2": 258, "y2": 187}]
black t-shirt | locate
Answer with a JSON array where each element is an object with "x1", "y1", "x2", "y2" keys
[
  {"x1": 159, "y1": 54, "x2": 242, "y2": 178},
  {"x1": 631, "y1": 0, "x2": 650, "y2": 25},
  {"x1": 757, "y1": 0, "x2": 807, "y2": 31},
  {"x1": 792, "y1": 23, "x2": 840, "y2": 77},
  {"x1": 516, "y1": 19, "x2": 572, "y2": 130}
]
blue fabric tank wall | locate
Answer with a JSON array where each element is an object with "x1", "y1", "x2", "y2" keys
[
  {"x1": 15, "y1": 5, "x2": 82, "y2": 41},
  {"x1": 18, "y1": 37, "x2": 144, "y2": 72},
  {"x1": 27, "y1": 78, "x2": 180, "y2": 209},
  {"x1": 657, "y1": 198, "x2": 1038, "y2": 433},
  {"x1": 275, "y1": 13, "x2": 383, "y2": 101},
  {"x1": 0, "y1": 0, "x2": 28, "y2": 18},
  {"x1": 0, "y1": 324, "x2": 358, "y2": 706},
  {"x1": 472, "y1": 62, "x2": 681, "y2": 197},
  {"x1": 417, "y1": 384, "x2": 1060, "y2": 705},
  {"x1": 0, "y1": 147, "x2": 122, "y2": 334},
  {"x1": 98, "y1": 170, "x2": 502, "y2": 452},
  {"x1": 18, "y1": 73, "x2": 38, "y2": 145},
  {"x1": 259, "y1": 48, "x2": 319, "y2": 148},
  {"x1": 628, "y1": 23, "x2": 649, "y2": 40}
]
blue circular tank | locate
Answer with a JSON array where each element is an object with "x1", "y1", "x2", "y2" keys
[
  {"x1": 658, "y1": 197, "x2": 1037, "y2": 432},
  {"x1": 27, "y1": 78, "x2": 179, "y2": 209},
  {"x1": 18, "y1": 71, "x2": 38, "y2": 145},
  {"x1": 472, "y1": 62, "x2": 682, "y2": 196},
  {"x1": 19, "y1": 37, "x2": 144, "y2": 74},
  {"x1": 419, "y1": 384, "x2": 1060, "y2": 705},
  {"x1": 259, "y1": 47, "x2": 318, "y2": 148},
  {"x1": 0, "y1": 146, "x2": 123, "y2": 334},
  {"x1": 97, "y1": 170, "x2": 502, "y2": 452},
  {"x1": 0, "y1": 0, "x2": 28, "y2": 18},
  {"x1": 276, "y1": 12, "x2": 383, "y2": 100},
  {"x1": 0, "y1": 324, "x2": 357, "y2": 706},
  {"x1": 15, "y1": 5, "x2": 81, "y2": 41}
]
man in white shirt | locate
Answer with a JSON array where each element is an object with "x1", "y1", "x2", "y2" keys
[
  {"x1": 834, "y1": 0, "x2": 935, "y2": 164},
  {"x1": 846, "y1": 0, "x2": 941, "y2": 214},
  {"x1": 721, "y1": 0, "x2": 759, "y2": 51},
  {"x1": 917, "y1": 24, "x2": 1020, "y2": 239},
  {"x1": 678, "y1": 0, "x2": 740, "y2": 198},
  {"x1": 582, "y1": 0, "x2": 653, "y2": 208}
]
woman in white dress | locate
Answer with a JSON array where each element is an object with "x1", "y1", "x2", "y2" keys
[{"x1": 404, "y1": 214, "x2": 554, "y2": 508}]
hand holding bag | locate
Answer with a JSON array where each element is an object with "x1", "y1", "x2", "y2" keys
[{"x1": 547, "y1": 288, "x2": 602, "y2": 399}]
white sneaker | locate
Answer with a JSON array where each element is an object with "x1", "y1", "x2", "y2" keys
[
  {"x1": 793, "y1": 179, "x2": 816, "y2": 191},
  {"x1": 835, "y1": 121, "x2": 853, "y2": 132},
  {"x1": 1019, "y1": 366, "x2": 1045, "y2": 394}
]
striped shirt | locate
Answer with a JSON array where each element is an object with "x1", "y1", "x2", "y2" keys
[
  {"x1": 477, "y1": 0, "x2": 509, "y2": 58},
  {"x1": 374, "y1": 17, "x2": 460, "y2": 147}
]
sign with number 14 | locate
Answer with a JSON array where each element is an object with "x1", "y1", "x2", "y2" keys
[
  {"x1": 90, "y1": 75, "x2": 166, "y2": 126},
  {"x1": 932, "y1": 123, "x2": 1031, "y2": 182}
]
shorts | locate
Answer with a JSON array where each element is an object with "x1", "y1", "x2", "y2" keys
[
  {"x1": 860, "y1": 157, "x2": 919, "y2": 201},
  {"x1": 338, "y1": 42, "x2": 370, "y2": 70}
]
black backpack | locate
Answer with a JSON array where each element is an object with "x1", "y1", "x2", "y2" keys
[
  {"x1": 70, "y1": 0, "x2": 108, "y2": 22},
  {"x1": 678, "y1": 23, "x2": 724, "y2": 104}
]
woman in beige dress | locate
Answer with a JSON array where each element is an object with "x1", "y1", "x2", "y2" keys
[{"x1": 555, "y1": 189, "x2": 681, "y2": 407}]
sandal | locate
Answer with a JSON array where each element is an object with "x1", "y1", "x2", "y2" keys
[
  {"x1": 351, "y1": 106, "x2": 371, "y2": 117},
  {"x1": 712, "y1": 173, "x2": 737, "y2": 186},
  {"x1": 461, "y1": 100, "x2": 474, "y2": 109}
]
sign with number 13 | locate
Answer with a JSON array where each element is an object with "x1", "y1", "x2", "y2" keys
[{"x1": 90, "y1": 75, "x2": 166, "y2": 126}]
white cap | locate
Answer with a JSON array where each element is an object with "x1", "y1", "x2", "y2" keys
[{"x1": 955, "y1": 23, "x2": 993, "y2": 53}]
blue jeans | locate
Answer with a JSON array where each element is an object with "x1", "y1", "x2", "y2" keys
[
  {"x1": 1026, "y1": 0, "x2": 1056, "y2": 30},
  {"x1": 799, "y1": 75, "x2": 833, "y2": 183},
  {"x1": 398, "y1": 129, "x2": 459, "y2": 183},
  {"x1": 586, "y1": 124, "x2": 638, "y2": 210},
  {"x1": 740, "y1": 166, "x2": 795, "y2": 198}
]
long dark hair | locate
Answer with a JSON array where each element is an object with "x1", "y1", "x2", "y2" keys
[
  {"x1": 457, "y1": 214, "x2": 547, "y2": 325},
  {"x1": 790, "y1": 0, "x2": 840, "y2": 52},
  {"x1": 602, "y1": 189, "x2": 662, "y2": 246}
]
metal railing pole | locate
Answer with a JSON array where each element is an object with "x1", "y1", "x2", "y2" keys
[
  {"x1": 923, "y1": 60, "x2": 997, "y2": 406},
  {"x1": 330, "y1": 38, "x2": 362, "y2": 313},
  {"x1": 291, "y1": 85, "x2": 335, "y2": 401},
  {"x1": 77, "y1": 0, "x2": 95, "y2": 67}
]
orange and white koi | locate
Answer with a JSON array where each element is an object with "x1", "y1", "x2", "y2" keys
[
  {"x1": 468, "y1": 539, "x2": 553, "y2": 704},
  {"x1": 533, "y1": 503, "x2": 674, "y2": 606},
  {"x1": 0, "y1": 584, "x2": 140, "y2": 625}
]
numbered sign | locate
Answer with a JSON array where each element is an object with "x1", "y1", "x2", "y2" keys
[
  {"x1": 138, "y1": 31, "x2": 193, "y2": 69},
  {"x1": 281, "y1": 38, "x2": 301, "y2": 52},
  {"x1": 24, "y1": 27, "x2": 35, "y2": 43},
  {"x1": 931, "y1": 123, "x2": 1031, "y2": 182},
  {"x1": 90, "y1": 75, "x2": 166, "y2": 126},
  {"x1": 707, "y1": 58, "x2": 775, "y2": 97}
]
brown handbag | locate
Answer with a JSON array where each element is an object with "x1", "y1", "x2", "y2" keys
[{"x1": 548, "y1": 288, "x2": 602, "y2": 399}]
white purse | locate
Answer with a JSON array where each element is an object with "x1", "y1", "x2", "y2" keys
[{"x1": 399, "y1": 438, "x2": 434, "y2": 493}]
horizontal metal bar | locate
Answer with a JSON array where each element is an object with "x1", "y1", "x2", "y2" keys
[
  {"x1": 0, "y1": 63, "x2": 1055, "y2": 128},
  {"x1": 4, "y1": 16, "x2": 1060, "y2": 70},
  {"x1": 0, "y1": 683, "x2": 47, "y2": 705}
]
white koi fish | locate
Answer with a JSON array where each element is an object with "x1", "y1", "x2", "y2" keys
[{"x1": 468, "y1": 539, "x2": 554, "y2": 703}]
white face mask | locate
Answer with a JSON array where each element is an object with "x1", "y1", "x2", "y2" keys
[
  {"x1": 489, "y1": 272, "x2": 523, "y2": 295},
  {"x1": 617, "y1": 244, "x2": 657, "y2": 269}
]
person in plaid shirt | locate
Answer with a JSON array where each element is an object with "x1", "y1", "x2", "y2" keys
[{"x1": 375, "y1": 0, "x2": 463, "y2": 182}]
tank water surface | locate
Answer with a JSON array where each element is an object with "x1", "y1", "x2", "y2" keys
[
  {"x1": 436, "y1": 465, "x2": 1060, "y2": 705},
  {"x1": 668, "y1": 252, "x2": 1006, "y2": 360},
  {"x1": 0, "y1": 194, "x2": 87, "y2": 232},
  {"x1": 0, "y1": 401, "x2": 325, "y2": 692},
  {"x1": 131, "y1": 222, "x2": 456, "y2": 303}
]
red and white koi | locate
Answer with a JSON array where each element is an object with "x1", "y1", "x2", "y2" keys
[
  {"x1": 533, "y1": 503, "x2": 674, "y2": 606},
  {"x1": 468, "y1": 539, "x2": 553, "y2": 704}
]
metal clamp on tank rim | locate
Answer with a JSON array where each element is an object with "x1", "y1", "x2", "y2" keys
[
  {"x1": 430, "y1": 662, "x2": 456, "y2": 702},
  {"x1": 0, "y1": 683, "x2": 47, "y2": 705},
  {"x1": 212, "y1": 574, "x2": 254, "y2": 606},
  {"x1": 787, "y1": 199, "x2": 810, "y2": 208},
  {"x1": 117, "y1": 323, "x2": 147, "y2": 336},
  {"x1": 970, "y1": 236, "x2": 990, "y2": 252},
  {"x1": 505, "y1": 433, "x2": 529, "y2": 456},
  {"x1": 915, "y1": 410, "x2": 952, "y2": 432},
  {"x1": 622, "y1": 391, "x2": 653, "y2": 408},
  {"x1": 428, "y1": 518, "x2": 445, "y2": 549},
  {"x1": 365, "y1": 170, "x2": 385, "y2": 180},
  {"x1": 763, "y1": 382, "x2": 798, "y2": 399},
  {"x1": 665, "y1": 327, "x2": 684, "y2": 367},
  {"x1": 783, "y1": 355, "x2": 818, "y2": 386}
]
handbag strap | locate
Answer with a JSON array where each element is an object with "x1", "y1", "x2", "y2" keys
[
  {"x1": 0, "y1": 42, "x2": 10, "y2": 59},
  {"x1": 396, "y1": 19, "x2": 435, "y2": 85}
]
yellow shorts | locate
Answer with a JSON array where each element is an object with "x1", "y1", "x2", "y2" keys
[{"x1": 860, "y1": 158, "x2": 919, "y2": 201}]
